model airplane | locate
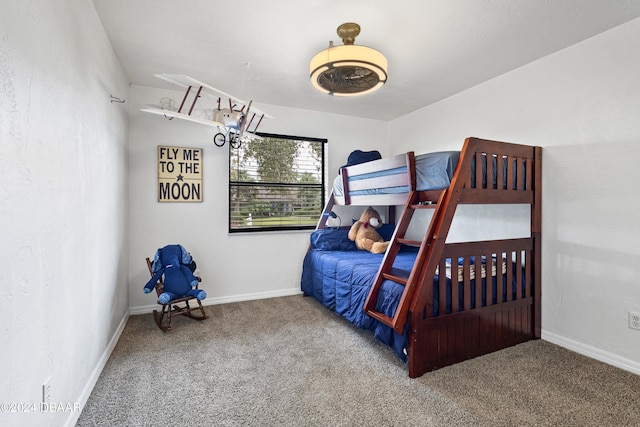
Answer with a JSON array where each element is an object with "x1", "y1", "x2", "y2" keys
[{"x1": 140, "y1": 73, "x2": 273, "y2": 148}]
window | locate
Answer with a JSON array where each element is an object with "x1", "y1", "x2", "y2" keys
[{"x1": 229, "y1": 133, "x2": 326, "y2": 233}]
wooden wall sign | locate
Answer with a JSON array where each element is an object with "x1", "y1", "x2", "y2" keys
[{"x1": 157, "y1": 145, "x2": 203, "y2": 202}]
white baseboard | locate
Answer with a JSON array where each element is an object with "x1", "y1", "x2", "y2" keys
[
  {"x1": 129, "y1": 288, "x2": 303, "y2": 315},
  {"x1": 65, "y1": 309, "x2": 130, "y2": 427},
  {"x1": 542, "y1": 330, "x2": 640, "y2": 376}
]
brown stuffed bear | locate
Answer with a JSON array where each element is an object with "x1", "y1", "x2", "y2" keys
[{"x1": 348, "y1": 206, "x2": 389, "y2": 254}]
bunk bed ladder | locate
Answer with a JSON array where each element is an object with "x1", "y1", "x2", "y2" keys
[{"x1": 363, "y1": 189, "x2": 447, "y2": 335}]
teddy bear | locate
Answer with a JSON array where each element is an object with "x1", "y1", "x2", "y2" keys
[
  {"x1": 348, "y1": 206, "x2": 390, "y2": 254},
  {"x1": 144, "y1": 244, "x2": 206, "y2": 304}
]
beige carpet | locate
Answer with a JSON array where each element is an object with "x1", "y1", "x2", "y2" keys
[{"x1": 77, "y1": 295, "x2": 640, "y2": 426}]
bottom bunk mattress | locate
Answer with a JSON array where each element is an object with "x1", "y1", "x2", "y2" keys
[
  {"x1": 301, "y1": 229, "x2": 521, "y2": 362},
  {"x1": 301, "y1": 242, "x2": 414, "y2": 360}
]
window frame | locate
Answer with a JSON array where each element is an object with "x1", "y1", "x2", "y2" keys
[{"x1": 228, "y1": 132, "x2": 327, "y2": 233}]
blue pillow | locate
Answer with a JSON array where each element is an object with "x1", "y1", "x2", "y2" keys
[
  {"x1": 341, "y1": 150, "x2": 382, "y2": 169},
  {"x1": 310, "y1": 229, "x2": 357, "y2": 251},
  {"x1": 376, "y1": 223, "x2": 396, "y2": 241}
]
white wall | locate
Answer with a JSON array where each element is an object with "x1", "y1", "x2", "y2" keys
[
  {"x1": 0, "y1": 2, "x2": 129, "y2": 426},
  {"x1": 389, "y1": 18, "x2": 640, "y2": 373},
  {"x1": 128, "y1": 85, "x2": 389, "y2": 312}
]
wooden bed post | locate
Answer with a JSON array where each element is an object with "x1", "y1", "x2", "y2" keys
[{"x1": 532, "y1": 146, "x2": 542, "y2": 338}]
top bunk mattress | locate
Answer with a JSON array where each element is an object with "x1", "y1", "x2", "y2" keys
[{"x1": 332, "y1": 150, "x2": 460, "y2": 198}]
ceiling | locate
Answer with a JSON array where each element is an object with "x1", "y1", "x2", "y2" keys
[{"x1": 92, "y1": 0, "x2": 640, "y2": 121}]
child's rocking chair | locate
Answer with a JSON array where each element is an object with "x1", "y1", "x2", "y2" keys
[{"x1": 145, "y1": 249, "x2": 208, "y2": 331}]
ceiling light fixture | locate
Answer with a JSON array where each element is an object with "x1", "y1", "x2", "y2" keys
[{"x1": 309, "y1": 22, "x2": 388, "y2": 96}]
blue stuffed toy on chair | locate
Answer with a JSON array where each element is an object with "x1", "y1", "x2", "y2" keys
[{"x1": 144, "y1": 244, "x2": 206, "y2": 304}]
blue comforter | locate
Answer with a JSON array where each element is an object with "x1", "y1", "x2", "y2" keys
[
  {"x1": 300, "y1": 229, "x2": 516, "y2": 361},
  {"x1": 301, "y1": 229, "x2": 415, "y2": 360}
]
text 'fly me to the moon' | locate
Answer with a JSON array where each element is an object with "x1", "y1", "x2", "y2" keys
[{"x1": 157, "y1": 145, "x2": 202, "y2": 202}]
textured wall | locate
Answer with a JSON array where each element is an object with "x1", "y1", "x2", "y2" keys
[{"x1": 0, "y1": 2, "x2": 129, "y2": 426}]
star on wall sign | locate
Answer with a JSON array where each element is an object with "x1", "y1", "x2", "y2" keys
[{"x1": 176, "y1": 174, "x2": 184, "y2": 181}]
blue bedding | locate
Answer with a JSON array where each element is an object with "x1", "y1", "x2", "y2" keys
[
  {"x1": 332, "y1": 150, "x2": 527, "y2": 198},
  {"x1": 333, "y1": 150, "x2": 460, "y2": 197},
  {"x1": 301, "y1": 229, "x2": 520, "y2": 361},
  {"x1": 301, "y1": 242, "x2": 414, "y2": 360}
]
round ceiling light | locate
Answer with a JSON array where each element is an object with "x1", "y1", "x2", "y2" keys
[{"x1": 309, "y1": 23, "x2": 388, "y2": 96}]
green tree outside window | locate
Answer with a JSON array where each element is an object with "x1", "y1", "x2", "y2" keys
[{"x1": 229, "y1": 133, "x2": 326, "y2": 232}]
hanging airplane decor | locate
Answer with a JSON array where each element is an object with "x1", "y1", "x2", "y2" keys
[{"x1": 141, "y1": 73, "x2": 273, "y2": 148}]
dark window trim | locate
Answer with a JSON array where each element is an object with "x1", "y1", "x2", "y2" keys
[{"x1": 228, "y1": 132, "x2": 327, "y2": 233}]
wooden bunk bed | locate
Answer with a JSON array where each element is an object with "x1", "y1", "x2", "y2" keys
[{"x1": 301, "y1": 137, "x2": 542, "y2": 378}]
